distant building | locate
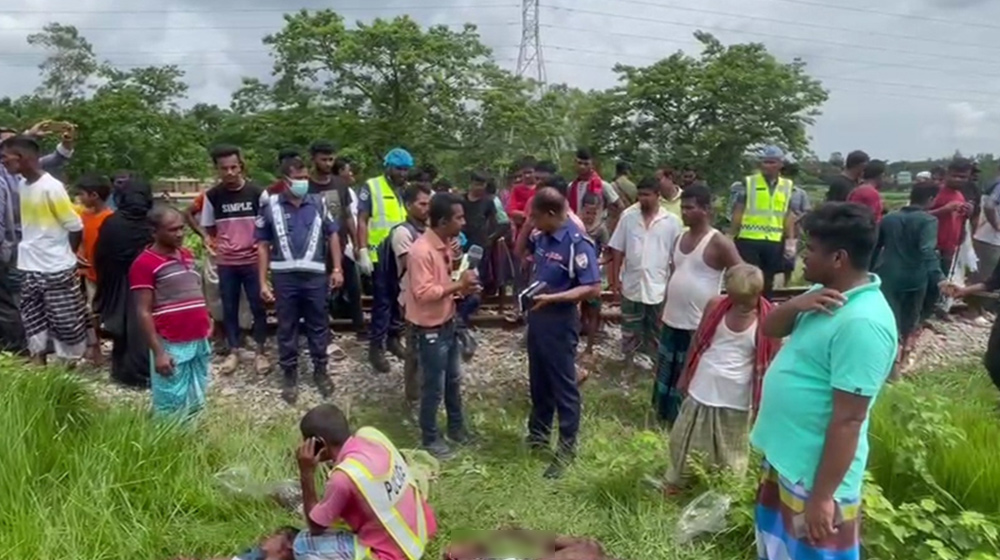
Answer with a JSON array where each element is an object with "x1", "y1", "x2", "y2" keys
[{"x1": 895, "y1": 171, "x2": 913, "y2": 186}]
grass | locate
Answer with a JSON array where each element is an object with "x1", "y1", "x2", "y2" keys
[
  {"x1": 4, "y1": 356, "x2": 1000, "y2": 559},
  {"x1": 868, "y1": 363, "x2": 1000, "y2": 514}
]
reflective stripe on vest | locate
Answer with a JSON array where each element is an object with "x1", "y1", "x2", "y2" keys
[
  {"x1": 268, "y1": 195, "x2": 326, "y2": 273},
  {"x1": 738, "y1": 174, "x2": 792, "y2": 242},
  {"x1": 334, "y1": 427, "x2": 428, "y2": 560},
  {"x1": 367, "y1": 176, "x2": 407, "y2": 263}
]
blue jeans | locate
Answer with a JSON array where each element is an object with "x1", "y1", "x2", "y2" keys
[
  {"x1": 415, "y1": 320, "x2": 465, "y2": 445},
  {"x1": 218, "y1": 264, "x2": 267, "y2": 351}
]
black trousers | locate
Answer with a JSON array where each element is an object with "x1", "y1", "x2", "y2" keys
[
  {"x1": 735, "y1": 238, "x2": 783, "y2": 299},
  {"x1": 985, "y1": 318, "x2": 1000, "y2": 393}
]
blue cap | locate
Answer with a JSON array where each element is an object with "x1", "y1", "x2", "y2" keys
[
  {"x1": 760, "y1": 145, "x2": 784, "y2": 160},
  {"x1": 383, "y1": 148, "x2": 414, "y2": 169}
]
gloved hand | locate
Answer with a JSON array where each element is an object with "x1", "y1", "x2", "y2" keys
[
  {"x1": 357, "y1": 248, "x2": 373, "y2": 275},
  {"x1": 784, "y1": 238, "x2": 797, "y2": 259}
]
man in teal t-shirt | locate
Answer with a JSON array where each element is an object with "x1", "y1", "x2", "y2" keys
[{"x1": 750, "y1": 202, "x2": 897, "y2": 560}]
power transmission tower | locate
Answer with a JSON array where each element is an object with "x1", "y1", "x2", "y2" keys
[{"x1": 516, "y1": 0, "x2": 546, "y2": 83}]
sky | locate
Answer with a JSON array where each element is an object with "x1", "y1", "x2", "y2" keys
[{"x1": 0, "y1": 0, "x2": 998, "y2": 161}]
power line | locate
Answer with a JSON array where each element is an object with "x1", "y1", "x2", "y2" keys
[
  {"x1": 0, "y1": 20, "x2": 519, "y2": 32},
  {"x1": 541, "y1": 7, "x2": 1000, "y2": 67},
  {"x1": 0, "y1": 3, "x2": 519, "y2": 15},
  {"x1": 540, "y1": 44, "x2": 1000, "y2": 98},
  {"x1": 539, "y1": 23, "x2": 1000, "y2": 81},
  {"x1": 591, "y1": 0, "x2": 1000, "y2": 54},
  {"x1": 742, "y1": 0, "x2": 1000, "y2": 32}
]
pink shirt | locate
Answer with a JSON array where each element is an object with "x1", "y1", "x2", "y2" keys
[
  {"x1": 309, "y1": 438, "x2": 438, "y2": 560},
  {"x1": 404, "y1": 229, "x2": 457, "y2": 327}
]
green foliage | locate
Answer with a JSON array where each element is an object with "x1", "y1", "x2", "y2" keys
[{"x1": 593, "y1": 31, "x2": 828, "y2": 190}]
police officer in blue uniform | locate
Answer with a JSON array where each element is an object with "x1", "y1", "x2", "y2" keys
[
  {"x1": 524, "y1": 187, "x2": 602, "y2": 478},
  {"x1": 256, "y1": 157, "x2": 343, "y2": 405}
]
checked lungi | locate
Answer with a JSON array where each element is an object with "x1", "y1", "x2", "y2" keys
[
  {"x1": 755, "y1": 461, "x2": 861, "y2": 560},
  {"x1": 19, "y1": 267, "x2": 89, "y2": 359}
]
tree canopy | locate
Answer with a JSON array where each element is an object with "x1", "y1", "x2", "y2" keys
[{"x1": 0, "y1": 12, "x2": 833, "y2": 190}]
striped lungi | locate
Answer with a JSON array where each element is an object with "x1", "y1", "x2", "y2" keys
[
  {"x1": 755, "y1": 460, "x2": 861, "y2": 560},
  {"x1": 19, "y1": 267, "x2": 89, "y2": 359}
]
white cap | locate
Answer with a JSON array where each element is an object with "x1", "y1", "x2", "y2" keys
[{"x1": 916, "y1": 171, "x2": 932, "y2": 180}]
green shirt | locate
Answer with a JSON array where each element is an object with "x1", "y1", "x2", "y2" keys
[
  {"x1": 750, "y1": 276, "x2": 897, "y2": 500},
  {"x1": 873, "y1": 206, "x2": 943, "y2": 292}
]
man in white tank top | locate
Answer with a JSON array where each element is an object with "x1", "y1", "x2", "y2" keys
[
  {"x1": 608, "y1": 178, "x2": 681, "y2": 370},
  {"x1": 653, "y1": 185, "x2": 742, "y2": 425}
]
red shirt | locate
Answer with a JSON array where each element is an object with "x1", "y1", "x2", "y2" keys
[
  {"x1": 846, "y1": 183, "x2": 883, "y2": 223},
  {"x1": 930, "y1": 186, "x2": 967, "y2": 254},
  {"x1": 129, "y1": 248, "x2": 211, "y2": 342},
  {"x1": 267, "y1": 178, "x2": 287, "y2": 195},
  {"x1": 506, "y1": 183, "x2": 534, "y2": 215}
]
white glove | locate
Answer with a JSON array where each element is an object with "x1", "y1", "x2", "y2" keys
[
  {"x1": 784, "y1": 238, "x2": 797, "y2": 259},
  {"x1": 357, "y1": 248, "x2": 373, "y2": 275}
]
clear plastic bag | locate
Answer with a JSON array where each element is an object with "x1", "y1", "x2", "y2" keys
[
  {"x1": 215, "y1": 466, "x2": 302, "y2": 513},
  {"x1": 674, "y1": 491, "x2": 732, "y2": 545}
]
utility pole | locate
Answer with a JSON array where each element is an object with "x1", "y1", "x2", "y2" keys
[{"x1": 516, "y1": 0, "x2": 546, "y2": 83}]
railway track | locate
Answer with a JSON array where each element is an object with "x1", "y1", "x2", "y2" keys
[{"x1": 327, "y1": 286, "x2": 809, "y2": 330}]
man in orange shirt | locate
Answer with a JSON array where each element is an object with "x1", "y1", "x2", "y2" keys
[
  {"x1": 405, "y1": 192, "x2": 480, "y2": 459},
  {"x1": 74, "y1": 173, "x2": 114, "y2": 363}
]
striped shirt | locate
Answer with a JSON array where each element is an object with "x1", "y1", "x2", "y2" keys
[{"x1": 129, "y1": 247, "x2": 211, "y2": 343}]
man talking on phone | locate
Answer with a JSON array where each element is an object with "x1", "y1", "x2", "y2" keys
[
  {"x1": 294, "y1": 403, "x2": 438, "y2": 560},
  {"x1": 750, "y1": 203, "x2": 897, "y2": 559}
]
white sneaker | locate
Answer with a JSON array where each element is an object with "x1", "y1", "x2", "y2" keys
[{"x1": 220, "y1": 352, "x2": 239, "y2": 376}]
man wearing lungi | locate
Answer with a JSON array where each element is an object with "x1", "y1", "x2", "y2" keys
[
  {"x1": 751, "y1": 202, "x2": 897, "y2": 560},
  {"x1": 0, "y1": 136, "x2": 88, "y2": 364}
]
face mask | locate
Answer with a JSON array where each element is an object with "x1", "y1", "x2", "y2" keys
[{"x1": 288, "y1": 179, "x2": 309, "y2": 198}]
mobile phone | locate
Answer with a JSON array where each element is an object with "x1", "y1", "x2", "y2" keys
[
  {"x1": 312, "y1": 437, "x2": 325, "y2": 456},
  {"x1": 791, "y1": 505, "x2": 844, "y2": 540}
]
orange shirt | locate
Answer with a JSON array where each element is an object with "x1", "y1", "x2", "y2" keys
[
  {"x1": 78, "y1": 207, "x2": 113, "y2": 282},
  {"x1": 404, "y1": 229, "x2": 456, "y2": 327}
]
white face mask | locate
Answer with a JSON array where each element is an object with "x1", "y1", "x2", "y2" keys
[{"x1": 288, "y1": 179, "x2": 309, "y2": 197}]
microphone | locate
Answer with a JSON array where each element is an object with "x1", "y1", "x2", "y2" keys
[
  {"x1": 453, "y1": 244, "x2": 484, "y2": 282},
  {"x1": 466, "y1": 245, "x2": 484, "y2": 270}
]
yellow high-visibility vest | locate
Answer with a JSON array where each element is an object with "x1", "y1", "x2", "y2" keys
[
  {"x1": 737, "y1": 173, "x2": 793, "y2": 242},
  {"x1": 334, "y1": 427, "x2": 429, "y2": 560},
  {"x1": 366, "y1": 175, "x2": 407, "y2": 263}
]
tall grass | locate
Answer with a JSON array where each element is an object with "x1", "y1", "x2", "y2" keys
[
  {"x1": 868, "y1": 365, "x2": 1000, "y2": 513},
  {"x1": 0, "y1": 361, "x2": 294, "y2": 559}
]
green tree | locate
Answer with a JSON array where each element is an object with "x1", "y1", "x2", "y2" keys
[
  {"x1": 27, "y1": 23, "x2": 99, "y2": 106},
  {"x1": 591, "y1": 31, "x2": 828, "y2": 189}
]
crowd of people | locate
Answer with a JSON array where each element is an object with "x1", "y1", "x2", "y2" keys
[{"x1": 2, "y1": 118, "x2": 998, "y2": 560}]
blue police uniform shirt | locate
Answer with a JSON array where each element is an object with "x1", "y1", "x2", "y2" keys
[
  {"x1": 255, "y1": 193, "x2": 338, "y2": 272},
  {"x1": 527, "y1": 219, "x2": 601, "y2": 310}
]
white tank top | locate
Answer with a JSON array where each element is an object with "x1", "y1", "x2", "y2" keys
[
  {"x1": 688, "y1": 318, "x2": 757, "y2": 411},
  {"x1": 662, "y1": 229, "x2": 724, "y2": 330}
]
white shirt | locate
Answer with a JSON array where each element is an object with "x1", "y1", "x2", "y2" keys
[
  {"x1": 18, "y1": 172, "x2": 82, "y2": 272},
  {"x1": 608, "y1": 204, "x2": 682, "y2": 305}
]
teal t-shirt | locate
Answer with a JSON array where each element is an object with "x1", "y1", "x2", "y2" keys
[{"x1": 749, "y1": 275, "x2": 897, "y2": 500}]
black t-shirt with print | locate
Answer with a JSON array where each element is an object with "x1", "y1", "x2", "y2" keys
[{"x1": 461, "y1": 195, "x2": 497, "y2": 250}]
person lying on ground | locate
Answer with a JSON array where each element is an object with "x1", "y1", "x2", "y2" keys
[
  {"x1": 443, "y1": 533, "x2": 620, "y2": 560},
  {"x1": 172, "y1": 526, "x2": 298, "y2": 560},
  {"x1": 294, "y1": 403, "x2": 438, "y2": 560}
]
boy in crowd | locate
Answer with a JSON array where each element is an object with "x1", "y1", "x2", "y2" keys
[
  {"x1": 75, "y1": 173, "x2": 114, "y2": 364},
  {"x1": 580, "y1": 192, "x2": 609, "y2": 357}
]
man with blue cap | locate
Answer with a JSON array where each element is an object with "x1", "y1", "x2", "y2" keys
[
  {"x1": 359, "y1": 148, "x2": 412, "y2": 372},
  {"x1": 729, "y1": 145, "x2": 796, "y2": 298}
]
